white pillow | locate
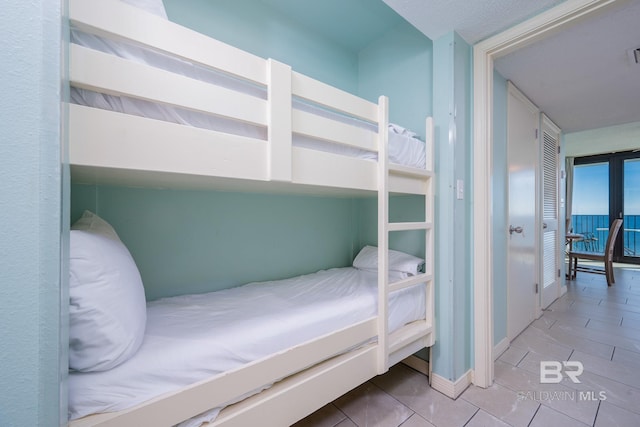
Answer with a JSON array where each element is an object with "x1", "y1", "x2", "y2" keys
[
  {"x1": 353, "y1": 245, "x2": 425, "y2": 276},
  {"x1": 69, "y1": 211, "x2": 147, "y2": 372},
  {"x1": 120, "y1": 0, "x2": 168, "y2": 20}
]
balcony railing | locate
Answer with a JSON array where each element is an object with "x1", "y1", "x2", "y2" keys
[{"x1": 570, "y1": 215, "x2": 639, "y2": 256}]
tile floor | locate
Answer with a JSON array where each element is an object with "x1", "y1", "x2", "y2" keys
[{"x1": 294, "y1": 265, "x2": 640, "y2": 427}]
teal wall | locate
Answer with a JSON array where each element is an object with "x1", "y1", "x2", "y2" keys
[
  {"x1": 72, "y1": 185, "x2": 358, "y2": 301},
  {"x1": 1, "y1": 1, "x2": 64, "y2": 426},
  {"x1": 358, "y1": 23, "x2": 433, "y2": 137},
  {"x1": 431, "y1": 32, "x2": 473, "y2": 381},
  {"x1": 492, "y1": 71, "x2": 509, "y2": 346},
  {"x1": 163, "y1": 0, "x2": 359, "y2": 93},
  {"x1": 354, "y1": 195, "x2": 427, "y2": 259}
]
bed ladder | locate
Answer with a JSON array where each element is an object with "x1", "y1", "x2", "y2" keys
[{"x1": 377, "y1": 103, "x2": 435, "y2": 374}]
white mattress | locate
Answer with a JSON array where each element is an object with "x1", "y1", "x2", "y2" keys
[
  {"x1": 68, "y1": 267, "x2": 426, "y2": 424},
  {"x1": 70, "y1": 30, "x2": 427, "y2": 170}
]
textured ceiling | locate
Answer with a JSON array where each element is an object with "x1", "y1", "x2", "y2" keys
[
  {"x1": 494, "y1": 0, "x2": 640, "y2": 133},
  {"x1": 382, "y1": 0, "x2": 566, "y2": 44}
]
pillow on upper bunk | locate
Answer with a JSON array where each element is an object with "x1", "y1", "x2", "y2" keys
[
  {"x1": 120, "y1": 0, "x2": 168, "y2": 20},
  {"x1": 69, "y1": 211, "x2": 147, "y2": 372},
  {"x1": 353, "y1": 245, "x2": 425, "y2": 277}
]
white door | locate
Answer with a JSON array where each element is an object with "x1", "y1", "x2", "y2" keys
[
  {"x1": 507, "y1": 82, "x2": 539, "y2": 340},
  {"x1": 541, "y1": 114, "x2": 561, "y2": 308}
]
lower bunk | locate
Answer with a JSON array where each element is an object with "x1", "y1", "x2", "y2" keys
[{"x1": 69, "y1": 212, "x2": 434, "y2": 427}]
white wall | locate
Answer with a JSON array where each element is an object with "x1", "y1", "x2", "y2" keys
[{"x1": 566, "y1": 121, "x2": 640, "y2": 157}]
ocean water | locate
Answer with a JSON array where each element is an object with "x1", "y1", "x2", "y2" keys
[{"x1": 571, "y1": 215, "x2": 639, "y2": 256}]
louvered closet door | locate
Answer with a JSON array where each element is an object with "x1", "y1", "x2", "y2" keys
[{"x1": 541, "y1": 114, "x2": 561, "y2": 309}]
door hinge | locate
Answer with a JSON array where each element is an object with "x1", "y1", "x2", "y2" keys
[
  {"x1": 558, "y1": 269, "x2": 561, "y2": 278},
  {"x1": 558, "y1": 145, "x2": 561, "y2": 154},
  {"x1": 535, "y1": 283, "x2": 539, "y2": 294},
  {"x1": 535, "y1": 128, "x2": 539, "y2": 139}
]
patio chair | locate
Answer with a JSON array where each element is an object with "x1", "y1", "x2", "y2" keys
[{"x1": 568, "y1": 219, "x2": 623, "y2": 286}]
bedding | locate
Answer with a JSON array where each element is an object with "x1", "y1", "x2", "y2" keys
[
  {"x1": 353, "y1": 245, "x2": 426, "y2": 276},
  {"x1": 69, "y1": 211, "x2": 147, "y2": 372},
  {"x1": 68, "y1": 266, "x2": 426, "y2": 424},
  {"x1": 69, "y1": 27, "x2": 427, "y2": 170}
]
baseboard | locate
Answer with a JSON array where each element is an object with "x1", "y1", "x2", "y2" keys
[
  {"x1": 493, "y1": 337, "x2": 509, "y2": 361},
  {"x1": 430, "y1": 369, "x2": 473, "y2": 399},
  {"x1": 401, "y1": 355, "x2": 429, "y2": 376}
]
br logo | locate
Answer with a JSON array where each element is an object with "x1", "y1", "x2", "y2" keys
[{"x1": 540, "y1": 361, "x2": 584, "y2": 383}]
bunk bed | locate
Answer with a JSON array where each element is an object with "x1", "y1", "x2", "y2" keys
[{"x1": 66, "y1": 0, "x2": 436, "y2": 426}]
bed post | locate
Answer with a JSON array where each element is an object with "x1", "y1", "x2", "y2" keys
[
  {"x1": 267, "y1": 59, "x2": 292, "y2": 182},
  {"x1": 377, "y1": 95, "x2": 390, "y2": 375}
]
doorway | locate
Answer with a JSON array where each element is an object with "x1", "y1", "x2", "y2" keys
[
  {"x1": 572, "y1": 151, "x2": 640, "y2": 265},
  {"x1": 472, "y1": 0, "x2": 620, "y2": 388}
]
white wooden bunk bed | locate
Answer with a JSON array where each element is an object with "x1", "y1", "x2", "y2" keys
[{"x1": 66, "y1": 0, "x2": 436, "y2": 426}]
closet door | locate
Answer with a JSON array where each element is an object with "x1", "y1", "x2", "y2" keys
[
  {"x1": 506, "y1": 82, "x2": 539, "y2": 340},
  {"x1": 541, "y1": 114, "x2": 561, "y2": 309}
]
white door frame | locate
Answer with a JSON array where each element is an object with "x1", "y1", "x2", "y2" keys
[{"x1": 472, "y1": 0, "x2": 620, "y2": 388}]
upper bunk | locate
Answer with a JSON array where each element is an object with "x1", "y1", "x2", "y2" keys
[{"x1": 67, "y1": 0, "x2": 434, "y2": 196}]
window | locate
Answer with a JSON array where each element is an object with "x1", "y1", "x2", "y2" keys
[{"x1": 573, "y1": 151, "x2": 640, "y2": 264}]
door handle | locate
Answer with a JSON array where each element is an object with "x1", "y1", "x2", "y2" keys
[
  {"x1": 509, "y1": 225, "x2": 524, "y2": 235},
  {"x1": 543, "y1": 222, "x2": 548, "y2": 229}
]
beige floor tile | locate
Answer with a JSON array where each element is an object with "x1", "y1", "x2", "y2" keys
[
  {"x1": 586, "y1": 318, "x2": 640, "y2": 343},
  {"x1": 595, "y1": 401, "x2": 640, "y2": 427},
  {"x1": 534, "y1": 320, "x2": 615, "y2": 359},
  {"x1": 495, "y1": 360, "x2": 572, "y2": 393},
  {"x1": 538, "y1": 310, "x2": 590, "y2": 328},
  {"x1": 620, "y1": 315, "x2": 640, "y2": 329},
  {"x1": 530, "y1": 316, "x2": 556, "y2": 330},
  {"x1": 611, "y1": 347, "x2": 640, "y2": 369},
  {"x1": 554, "y1": 321, "x2": 640, "y2": 353},
  {"x1": 599, "y1": 299, "x2": 640, "y2": 315},
  {"x1": 570, "y1": 350, "x2": 640, "y2": 389},
  {"x1": 335, "y1": 419, "x2": 358, "y2": 427},
  {"x1": 460, "y1": 383, "x2": 539, "y2": 427},
  {"x1": 515, "y1": 347, "x2": 575, "y2": 376},
  {"x1": 554, "y1": 300, "x2": 624, "y2": 324},
  {"x1": 371, "y1": 365, "x2": 477, "y2": 427},
  {"x1": 559, "y1": 370, "x2": 640, "y2": 417},
  {"x1": 497, "y1": 346, "x2": 528, "y2": 367},
  {"x1": 292, "y1": 403, "x2": 346, "y2": 427},
  {"x1": 396, "y1": 413, "x2": 435, "y2": 427},
  {"x1": 539, "y1": 392, "x2": 599, "y2": 425},
  {"x1": 493, "y1": 361, "x2": 598, "y2": 426},
  {"x1": 511, "y1": 327, "x2": 573, "y2": 361},
  {"x1": 334, "y1": 382, "x2": 413, "y2": 427},
  {"x1": 464, "y1": 409, "x2": 511, "y2": 427},
  {"x1": 528, "y1": 405, "x2": 590, "y2": 427}
]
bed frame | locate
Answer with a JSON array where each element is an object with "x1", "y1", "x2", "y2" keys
[{"x1": 67, "y1": 1, "x2": 435, "y2": 426}]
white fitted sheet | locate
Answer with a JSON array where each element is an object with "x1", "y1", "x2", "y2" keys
[
  {"x1": 68, "y1": 267, "x2": 426, "y2": 424},
  {"x1": 70, "y1": 30, "x2": 427, "y2": 170}
]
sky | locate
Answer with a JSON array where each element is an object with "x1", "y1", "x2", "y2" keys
[{"x1": 572, "y1": 159, "x2": 640, "y2": 215}]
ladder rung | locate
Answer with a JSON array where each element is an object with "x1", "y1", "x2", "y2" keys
[
  {"x1": 389, "y1": 163, "x2": 433, "y2": 178},
  {"x1": 388, "y1": 320, "x2": 433, "y2": 354},
  {"x1": 389, "y1": 273, "x2": 432, "y2": 293},
  {"x1": 387, "y1": 221, "x2": 431, "y2": 232}
]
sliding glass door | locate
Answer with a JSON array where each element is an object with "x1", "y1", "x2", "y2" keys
[
  {"x1": 573, "y1": 151, "x2": 640, "y2": 265},
  {"x1": 572, "y1": 162, "x2": 609, "y2": 253},
  {"x1": 624, "y1": 158, "x2": 640, "y2": 261}
]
